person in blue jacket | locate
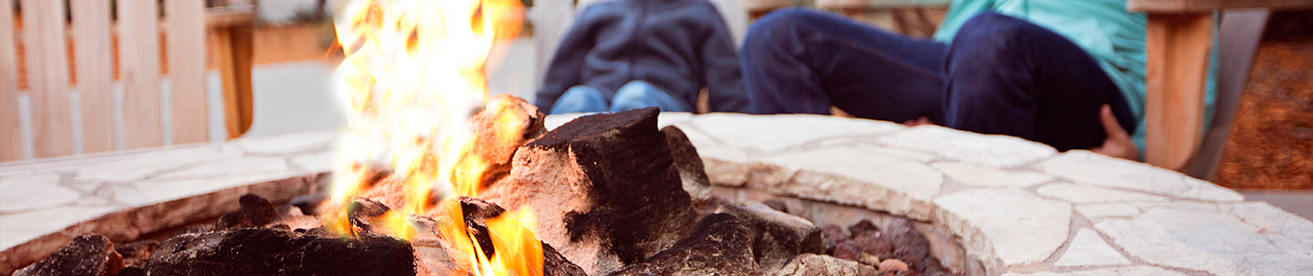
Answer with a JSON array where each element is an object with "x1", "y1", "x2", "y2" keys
[
  {"x1": 535, "y1": 0, "x2": 753, "y2": 114},
  {"x1": 741, "y1": 0, "x2": 1217, "y2": 161}
]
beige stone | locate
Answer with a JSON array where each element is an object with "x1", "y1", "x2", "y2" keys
[
  {"x1": 1002, "y1": 266, "x2": 1187, "y2": 276},
  {"x1": 933, "y1": 162, "x2": 1054, "y2": 188},
  {"x1": 0, "y1": 174, "x2": 79, "y2": 212},
  {"x1": 1095, "y1": 207, "x2": 1313, "y2": 276},
  {"x1": 1054, "y1": 228, "x2": 1130, "y2": 267},
  {"x1": 0, "y1": 206, "x2": 120, "y2": 251},
  {"x1": 934, "y1": 188, "x2": 1071, "y2": 266},
  {"x1": 75, "y1": 145, "x2": 241, "y2": 182},
  {"x1": 1035, "y1": 151, "x2": 1196, "y2": 197},
  {"x1": 290, "y1": 150, "x2": 336, "y2": 173},
  {"x1": 852, "y1": 144, "x2": 939, "y2": 162},
  {"x1": 1075, "y1": 203, "x2": 1141, "y2": 221},
  {"x1": 1037, "y1": 183, "x2": 1169, "y2": 204},
  {"x1": 153, "y1": 156, "x2": 291, "y2": 179},
  {"x1": 692, "y1": 113, "x2": 904, "y2": 152},
  {"x1": 235, "y1": 130, "x2": 336, "y2": 155},
  {"x1": 875, "y1": 125, "x2": 1056, "y2": 168},
  {"x1": 757, "y1": 146, "x2": 942, "y2": 219},
  {"x1": 543, "y1": 112, "x2": 590, "y2": 130}
]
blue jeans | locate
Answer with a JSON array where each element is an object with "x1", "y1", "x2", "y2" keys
[
  {"x1": 549, "y1": 80, "x2": 695, "y2": 114},
  {"x1": 742, "y1": 9, "x2": 1137, "y2": 151}
]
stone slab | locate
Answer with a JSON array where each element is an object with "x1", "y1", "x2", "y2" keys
[
  {"x1": 873, "y1": 125, "x2": 1056, "y2": 168},
  {"x1": 1003, "y1": 266, "x2": 1188, "y2": 276},
  {"x1": 1053, "y1": 228, "x2": 1130, "y2": 267},
  {"x1": 1095, "y1": 207, "x2": 1313, "y2": 276},
  {"x1": 1037, "y1": 183, "x2": 1170, "y2": 204},
  {"x1": 1036, "y1": 151, "x2": 1242, "y2": 202},
  {"x1": 757, "y1": 146, "x2": 942, "y2": 219},
  {"x1": 932, "y1": 162, "x2": 1054, "y2": 188},
  {"x1": 0, "y1": 174, "x2": 79, "y2": 212},
  {"x1": 235, "y1": 130, "x2": 337, "y2": 155},
  {"x1": 692, "y1": 113, "x2": 904, "y2": 152},
  {"x1": 934, "y1": 188, "x2": 1071, "y2": 266}
]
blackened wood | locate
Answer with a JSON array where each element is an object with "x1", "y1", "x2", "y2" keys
[
  {"x1": 113, "y1": 240, "x2": 159, "y2": 267},
  {"x1": 14, "y1": 234, "x2": 123, "y2": 276},
  {"x1": 214, "y1": 194, "x2": 279, "y2": 229},
  {"x1": 607, "y1": 213, "x2": 759, "y2": 276},
  {"x1": 136, "y1": 228, "x2": 414, "y2": 276},
  {"x1": 543, "y1": 243, "x2": 587, "y2": 276},
  {"x1": 539, "y1": 107, "x2": 698, "y2": 264},
  {"x1": 661, "y1": 125, "x2": 712, "y2": 205}
]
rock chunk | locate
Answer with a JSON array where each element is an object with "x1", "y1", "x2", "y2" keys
[
  {"x1": 661, "y1": 125, "x2": 713, "y2": 205},
  {"x1": 14, "y1": 234, "x2": 123, "y2": 276},
  {"x1": 135, "y1": 228, "x2": 414, "y2": 276},
  {"x1": 608, "y1": 214, "x2": 759, "y2": 276},
  {"x1": 769, "y1": 253, "x2": 878, "y2": 276}
]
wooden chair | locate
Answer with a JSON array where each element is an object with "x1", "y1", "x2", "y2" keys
[{"x1": 0, "y1": 0, "x2": 255, "y2": 162}]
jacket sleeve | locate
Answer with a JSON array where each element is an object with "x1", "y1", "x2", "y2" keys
[
  {"x1": 534, "y1": 7, "x2": 601, "y2": 112},
  {"x1": 697, "y1": 3, "x2": 753, "y2": 113}
]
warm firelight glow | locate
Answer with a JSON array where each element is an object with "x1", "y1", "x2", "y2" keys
[{"x1": 328, "y1": 0, "x2": 538, "y2": 274}]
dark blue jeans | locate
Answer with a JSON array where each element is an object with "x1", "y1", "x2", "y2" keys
[{"x1": 742, "y1": 8, "x2": 1137, "y2": 151}]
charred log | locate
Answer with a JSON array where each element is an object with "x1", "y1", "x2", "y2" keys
[
  {"x1": 134, "y1": 227, "x2": 414, "y2": 276},
  {"x1": 480, "y1": 107, "x2": 698, "y2": 274},
  {"x1": 543, "y1": 243, "x2": 587, "y2": 276},
  {"x1": 607, "y1": 213, "x2": 759, "y2": 276},
  {"x1": 13, "y1": 234, "x2": 123, "y2": 276},
  {"x1": 660, "y1": 125, "x2": 712, "y2": 205}
]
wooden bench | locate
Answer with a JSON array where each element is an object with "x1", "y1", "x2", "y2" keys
[{"x1": 0, "y1": 0, "x2": 255, "y2": 162}]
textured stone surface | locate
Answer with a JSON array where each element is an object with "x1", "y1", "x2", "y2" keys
[
  {"x1": 759, "y1": 146, "x2": 942, "y2": 219},
  {"x1": 0, "y1": 174, "x2": 79, "y2": 212},
  {"x1": 235, "y1": 130, "x2": 336, "y2": 154},
  {"x1": 1075, "y1": 203, "x2": 1142, "y2": 221},
  {"x1": 692, "y1": 113, "x2": 904, "y2": 152},
  {"x1": 934, "y1": 189, "x2": 1071, "y2": 265},
  {"x1": 1036, "y1": 151, "x2": 1236, "y2": 201},
  {"x1": 932, "y1": 162, "x2": 1054, "y2": 188},
  {"x1": 1095, "y1": 207, "x2": 1313, "y2": 276},
  {"x1": 1037, "y1": 183, "x2": 1170, "y2": 204},
  {"x1": 1053, "y1": 228, "x2": 1130, "y2": 267},
  {"x1": 875, "y1": 125, "x2": 1057, "y2": 167},
  {"x1": 1002, "y1": 266, "x2": 1188, "y2": 276}
]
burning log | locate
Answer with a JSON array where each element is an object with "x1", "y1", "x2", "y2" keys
[
  {"x1": 479, "y1": 107, "x2": 699, "y2": 275},
  {"x1": 130, "y1": 228, "x2": 414, "y2": 276},
  {"x1": 13, "y1": 234, "x2": 123, "y2": 276}
]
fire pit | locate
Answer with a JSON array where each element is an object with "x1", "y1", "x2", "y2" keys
[{"x1": 4, "y1": 111, "x2": 1312, "y2": 275}]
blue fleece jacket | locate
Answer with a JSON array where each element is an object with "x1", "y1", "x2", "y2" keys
[{"x1": 534, "y1": 0, "x2": 752, "y2": 113}]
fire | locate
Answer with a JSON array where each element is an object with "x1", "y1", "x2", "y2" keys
[{"x1": 327, "y1": 0, "x2": 538, "y2": 274}]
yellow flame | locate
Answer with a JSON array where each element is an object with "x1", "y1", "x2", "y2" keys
[{"x1": 329, "y1": 0, "x2": 539, "y2": 274}]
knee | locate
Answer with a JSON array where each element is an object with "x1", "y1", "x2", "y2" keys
[
  {"x1": 952, "y1": 12, "x2": 1037, "y2": 54},
  {"x1": 744, "y1": 8, "x2": 816, "y2": 49}
]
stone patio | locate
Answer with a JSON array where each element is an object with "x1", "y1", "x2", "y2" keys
[{"x1": 2, "y1": 113, "x2": 1311, "y2": 276}]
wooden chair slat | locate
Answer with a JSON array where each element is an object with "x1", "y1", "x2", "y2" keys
[
  {"x1": 72, "y1": 0, "x2": 116, "y2": 153},
  {"x1": 166, "y1": 0, "x2": 209, "y2": 144},
  {"x1": 117, "y1": 0, "x2": 164, "y2": 149},
  {"x1": 0, "y1": 0, "x2": 21, "y2": 161},
  {"x1": 20, "y1": 0, "x2": 74, "y2": 158}
]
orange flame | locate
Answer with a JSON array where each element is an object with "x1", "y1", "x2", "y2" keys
[{"x1": 328, "y1": 0, "x2": 538, "y2": 274}]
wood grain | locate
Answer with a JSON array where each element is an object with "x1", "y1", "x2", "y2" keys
[
  {"x1": 21, "y1": 0, "x2": 74, "y2": 158},
  {"x1": 0, "y1": 0, "x2": 21, "y2": 161},
  {"x1": 117, "y1": 0, "x2": 164, "y2": 149},
  {"x1": 73, "y1": 0, "x2": 116, "y2": 154},
  {"x1": 167, "y1": 0, "x2": 209, "y2": 144},
  {"x1": 212, "y1": 25, "x2": 254, "y2": 139},
  {"x1": 1144, "y1": 13, "x2": 1214, "y2": 170}
]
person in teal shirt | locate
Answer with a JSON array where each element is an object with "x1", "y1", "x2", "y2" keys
[{"x1": 741, "y1": 0, "x2": 1216, "y2": 160}]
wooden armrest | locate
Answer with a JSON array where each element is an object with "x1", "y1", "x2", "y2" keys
[{"x1": 1129, "y1": 0, "x2": 1313, "y2": 12}]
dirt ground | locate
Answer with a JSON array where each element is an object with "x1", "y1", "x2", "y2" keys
[{"x1": 1215, "y1": 11, "x2": 1313, "y2": 190}]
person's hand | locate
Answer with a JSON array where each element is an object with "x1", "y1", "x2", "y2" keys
[
  {"x1": 1091, "y1": 104, "x2": 1139, "y2": 161},
  {"x1": 904, "y1": 117, "x2": 933, "y2": 127}
]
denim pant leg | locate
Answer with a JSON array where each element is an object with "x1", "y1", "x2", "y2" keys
[
  {"x1": 741, "y1": 8, "x2": 947, "y2": 123},
  {"x1": 550, "y1": 85, "x2": 610, "y2": 114},
  {"x1": 610, "y1": 81, "x2": 695, "y2": 113},
  {"x1": 944, "y1": 12, "x2": 1137, "y2": 151}
]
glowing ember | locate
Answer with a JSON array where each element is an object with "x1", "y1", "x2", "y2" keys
[{"x1": 327, "y1": 0, "x2": 538, "y2": 274}]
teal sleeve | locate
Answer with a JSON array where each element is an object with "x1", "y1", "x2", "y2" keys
[{"x1": 932, "y1": 0, "x2": 995, "y2": 43}]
